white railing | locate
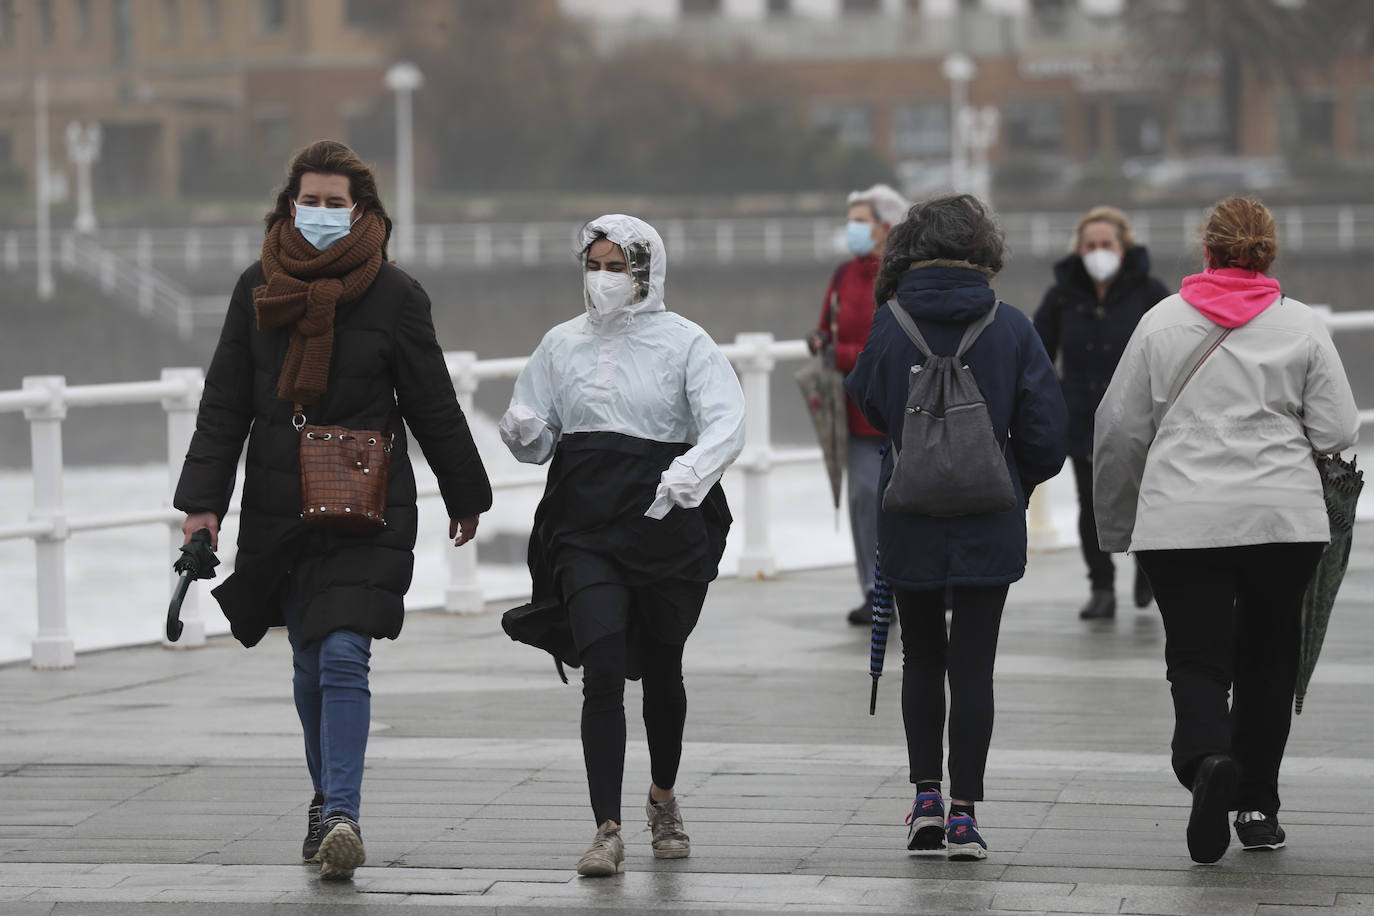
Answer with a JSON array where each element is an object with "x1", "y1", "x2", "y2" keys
[
  {"x1": 4, "y1": 309, "x2": 1372, "y2": 670},
  {"x1": 4, "y1": 205, "x2": 1373, "y2": 278}
]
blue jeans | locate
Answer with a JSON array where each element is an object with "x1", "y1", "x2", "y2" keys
[{"x1": 282, "y1": 575, "x2": 372, "y2": 821}]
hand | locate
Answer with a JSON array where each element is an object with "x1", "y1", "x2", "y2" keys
[
  {"x1": 449, "y1": 516, "x2": 479, "y2": 547},
  {"x1": 182, "y1": 512, "x2": 219, "y2": 551},
  {"x1": 807, "y1": 330, "x2": 829, "y2": 356}
]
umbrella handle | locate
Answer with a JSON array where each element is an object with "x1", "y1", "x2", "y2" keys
[{"x1": 166, "y1": 574, "x2": 190, "y2": 642}]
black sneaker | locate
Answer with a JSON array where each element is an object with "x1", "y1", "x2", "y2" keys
[
  {"x1": 302, "y1": 793, "x2": 324, "y2": 863},
  {"x1": 1078, "y1": 590, "x2": 1116, "y2": 620},
  {"x1": 317, "y1": 814, "x2": 365, "y2": 880},
  {"x1": 1234, "y1": 811, "x2": 1286, "y2": 850},
  {"x1": 846, "y1": 591, "x2": 875, "y2": 626},
  {"x1": 1187, "y1": 754, "x2": 1238, "y2": 864}
]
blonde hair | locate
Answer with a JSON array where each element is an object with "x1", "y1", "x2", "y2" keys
[
  {"x1": 1069, "y1": 205, "x2": 1134, "y2": 253},
  {"x1": 1200, "y1": 197, "x2": 1278, "y2": 273}
]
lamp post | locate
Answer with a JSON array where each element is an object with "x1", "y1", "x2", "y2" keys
[
  {"x1": 66, "y1": 121, "x2": 101, "y2": 235},
  {"x1": 941, "y1": 52, "x2": 975, "y2": 194},
  {"x1": 384, "y1": 62, "x2": 423, "y2": 264},
  {"x1": 35, "y1": 76, "x2": 54, "y2": 301}
]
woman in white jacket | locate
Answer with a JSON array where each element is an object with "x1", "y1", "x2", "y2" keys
[
  {"x1": 1093, "y1": 197, "x2": 1358, "y2": 865},
  {"x1": 500, "y1": 214, "x2": 746, "y2": 877}
]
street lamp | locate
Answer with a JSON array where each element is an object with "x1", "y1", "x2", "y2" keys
[
  {"x1": 34, "y1": 76, "x2": 54, "y2": 301},
  {"x1": 384, "y1": 62, "x2": 423, "y2": 264},
  {"x1": 66, "y1": 121, "x2": 101, "y2": 235},
  {"x1": 941, "y1": 52, "x2": 975, "y2": 194}
]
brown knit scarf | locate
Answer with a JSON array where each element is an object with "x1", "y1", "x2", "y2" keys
[{"x1": 253, "y1": 211, "x2": 386, "y2": 405}]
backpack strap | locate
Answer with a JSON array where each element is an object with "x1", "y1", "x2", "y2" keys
[{"x1": 883, "y1": 300, "x2": 1001, "y2": 361}]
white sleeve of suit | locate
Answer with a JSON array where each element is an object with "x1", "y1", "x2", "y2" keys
[
  {"x1": 499, "y1": 341, "x2": 560, "y2": 465},
  {"x1": 1303, "y1": 327, "x2": 1360, "y2": 456},
  {"x1": 645, "y1": 335, "x2": 747, "y2": 519},
  {"x1": 1092, "y1": 329, "x2": 1155, "y2": 553}
]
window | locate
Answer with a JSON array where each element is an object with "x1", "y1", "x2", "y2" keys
[
  {"x1": 1357, "y1": 94, "x2": 1374, "y2": 152},
  {"x1": 0, "y1": 0, "x2": 14, "y2": 47},
  {"x1": 1278, "y1": 94, "x2": 1334, "y2": 154},
  {"x1": 259, "y1": 0, "x2": 285, "y2": 34},
  {"x1": 0, "y1": 130, "x2": 12, "y2": 166},
  {"x1": 114, "y1": 0, "x2": 133, "y2": 64},
  {"x1": 255, "y1": 111, "x2": 292, "y2": 166},
  {"x1": 346, "y1": 0, "x2": 394, "y2": 27},
  {"x1": 37, "y1": 0, "x2": 54, "y2": 45},
  {"x1": 76, "y1": 0, "x2": 93, "y2": 42},
  {"x1": 343, "y1": 104, "x2": 391, "y2": 162},
  {"x1": 767, "y1": 0, "x2": 791, "y2": 13},
  {"x1": 679, "y1": 0, "x2": 722, "y2": 15},
  {"x1": 161, "y1": 0, "x2": 179, "y2": 40},
  {"x1": 1177, "y1": 95, "x2": 1225, "y2": 152},
  {"x1": 201, "y1": 0, "x2": 219, "y2": 37},
  {"x1": 1003, "y1": 97, "x2": 1064, "y2": 152},
  {"x1": 812, "y1": 101, "x2": 874, "y2": 148},
  {"x1": 891, "y1": 101, "x2": 951, "y2": 157},
  {"x1": 841, "y1": 0, "x2": 881, "y2": 12}
]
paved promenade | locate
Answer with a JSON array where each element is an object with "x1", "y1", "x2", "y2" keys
[{"x1": 1, "y1": 536, "x2": 1372, "y2": 914}]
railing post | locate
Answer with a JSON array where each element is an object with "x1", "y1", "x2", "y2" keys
[
  {"x1": 1286, "y1": 208, "x2": 1304, "y2": 252},
  {"x1": 425, "y1": 226, "x2": 442, "y2": 268},
  {"x1": 521, "y1": 224, "x2": 540, "y2": 266},
  {"x1": 764, "y1": 220, "x2": 782, "y2": 263},
  {"x1": 1338, "y1": 206, "x2": 1355, "y2": 252},
  {"x1": 163, "y1": 367, "x2": 207, "y2": 648},
  {"x1": 715, "y1": 221, "x2": 734, "y2": 264},
  {"x1": 474, "y1": 225, "x2": 493, "y2": 267},
  {"x1": 1027, "y1": 486, "x2": 1056, "y2": 551},
  {"x1": 4, "y1": 232, "x2": 19, "y2": 272},
  {"x1": 444, "y1": 351, "x2": 484, "y2": 613},
  {"x1": 185, "y1": 230, "x2": 201, "y2": 272},
  {"x1": 24, "y1": 375, "x2": 75, "y2": 669},
  {"x1": 1030, "y1": 214, "x2": 1051, "y2": 257},
  {"x1": 232, "y1": 229, "x2": 251, "y2": 267},
  {"x1": 137, "y1": 231, "x2": 154, "y2": 315},
  {"x1": 734, "y1": 333, "x2": 777, "y2": 579}
]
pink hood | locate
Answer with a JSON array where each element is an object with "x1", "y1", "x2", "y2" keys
[{"x1": 1179, "y1": 268, "x2": 1282, "y2": 328}]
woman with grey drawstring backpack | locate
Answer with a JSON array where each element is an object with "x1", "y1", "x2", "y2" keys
[{"x1": 846, "y1": 193, "x2": 1067, "y2": 862}]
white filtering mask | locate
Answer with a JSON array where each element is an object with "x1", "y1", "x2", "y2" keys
[
  {"x1": 1082, "y1": 248, "x2": 1122, "y2": 284},
  {"x1": 584, "y1": 270, "x2": 635, "y2": 316}
]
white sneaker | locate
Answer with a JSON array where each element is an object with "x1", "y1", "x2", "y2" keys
[
  {"x1": 577, "y1": 820, "x2": 625, "y2": 876},
  {"x1": 646, "y1": 793, "x2": 691, "y2": 859}
]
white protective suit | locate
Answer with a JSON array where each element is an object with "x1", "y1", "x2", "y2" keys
[{"x1": 499, "y1": 214, "x2": 747, "y2": 520}]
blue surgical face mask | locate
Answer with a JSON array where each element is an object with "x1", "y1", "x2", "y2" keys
[
  {"x1": 846, "y1": 220, "x2": 877, "y2": 257},
  {"x1": 294, "y1": 203, "x2": 356, "y2": 251}
]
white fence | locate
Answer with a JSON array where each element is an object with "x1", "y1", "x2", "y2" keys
[{"x1": 4, "y1": 309, "x2": 1374, "y2": 670}]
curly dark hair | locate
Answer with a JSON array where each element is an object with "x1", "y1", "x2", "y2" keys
[
  {"x1": 873, "y1": 193, "x2": 1006, "y2": 307},
  {"x1": 264, "y1": 139, "x2": 392, "y2": 259}
]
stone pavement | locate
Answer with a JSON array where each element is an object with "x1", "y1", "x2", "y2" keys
[{"x1": 1, "y1": 536, "x2": 1373, "y2": 915}]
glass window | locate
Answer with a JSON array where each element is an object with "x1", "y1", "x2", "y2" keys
[
  {"x1": 0, "y1": 130, "x2": 12, "y2": 166},
  {"x1": 37, "y1": 0, "x2": 54, "y2": 45},
  {"x1": 75, "y1": 0, "x2": 93, "y2": 42},
  {"x1": 201, "y1": 0, "x2": 218, "y2": 37},
  {"x1": 346, "y1": 0, "x2": 393, "y2": 28},
  {"x1": 114, "y1": 0, "x2": 133, "y2": 65},
  {"x1": 256, "y1": 112, "x2": 292, "y2": 166},
  {"x1": 892, "y1": 101, "x2": 951, "y2": 157},
  {"x1": 680, "y1": 0, "x2": 722, "y2": 15},
  {"x1": 1003, "y1": 97, "x2": 1064, "y2": 152},
  {"x1": 0, "y1": 0, "x2": 15, "y2": 47},
  {"x1": 1356, "y1": 94, "x2": 1374, "y2": 152},
  {"x1": 812, "y1": 101, "x2": 874, "y2": 149},
  {"x1": 841, "y1": 0, "x2": 881, "y2": 12},
  {"x1": 767, "y1": 0, "x2": 791, "y2": 13},
  {"x1": 259, "y1": 0, "x2": 285, "y2": 34},
  {"x1": 1277, "y1": 94, "x2": 1334, "y2": 154},
  {"x1": 1177, "y1": 95, "x2": 1225, "y2": 152},
  {"x1": 161, "y1": 0, "x2": 179, "y2": 39}
]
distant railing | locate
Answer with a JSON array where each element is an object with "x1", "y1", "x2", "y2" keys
[{"x1": 4, "y1": 309, "x2": 1373, "y2": 669}]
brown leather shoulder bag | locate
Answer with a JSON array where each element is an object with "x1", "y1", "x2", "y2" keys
[{"x1": 294, "y1": 405, "x2": 391, "y2": 534}]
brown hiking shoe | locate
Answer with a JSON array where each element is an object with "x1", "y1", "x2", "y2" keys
[
  {"x1": 576, "y1": 820, "x2": 624, "y2": 876},
  {"x1": 646, "y1": 793, "x2": 691, "y2": 859}
]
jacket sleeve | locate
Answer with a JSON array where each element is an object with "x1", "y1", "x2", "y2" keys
[
  {"x1": 1009, "y1": 319, "x2": 1069, "y2": 496},
  {"x1": 499, "y1": 332, "x2": 561, "y2": 465},
  {"x1": 1302, "y1": 323, "x2": 1360, "y2": 455},
  {"x1": 1092, "y1": 325, "x2": 1155, "y2": 552},
  {"x1": 393, "y1": 281, "x2": 493, "y2": 520},
  {"x1": 844, "y1": 309, "x2": 890, "y2": 436},
  {"x1": 1031, "y1": 285, "x2": 1061, "y2": 363},
  {"x1": 173, "y1": 274, "x2": 255, "y2": 519},
  {"x1": 654, "y1": 332, "x2": 746, "y2": 509}
]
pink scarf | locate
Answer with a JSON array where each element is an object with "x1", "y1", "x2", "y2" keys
[{"x1": 1179, "y1": 268, "x2": 1282, "y2": 328}]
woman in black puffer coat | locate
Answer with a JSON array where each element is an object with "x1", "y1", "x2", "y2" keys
[
  {"x1": 174, "y1": 140, "x2": 492, "y2": 881},
  {"x1": 1033, "y1": 206, "x2": 1169, "y2": 621}
]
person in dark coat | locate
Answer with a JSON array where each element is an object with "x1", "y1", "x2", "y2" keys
[
  {"x1": 1033, "y1": 206, "x2": 1169, "y2": 620},
  {"x1": 174, "y1": 140, "x2": 492, "y2": 882},
  {"x1": 846, "y1": 193, "x2": 1067, "y2": 862}
]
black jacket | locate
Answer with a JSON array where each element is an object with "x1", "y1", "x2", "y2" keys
[
  {"x1": 845, "y1": 266, "x2": 1068, "y2": 591},
  {"x1": 174, "y1": 261, "x2": 493, "y2": 648},
  {"x1": 1033, "y1": 246, "x2": 1169, "y2": 459}
]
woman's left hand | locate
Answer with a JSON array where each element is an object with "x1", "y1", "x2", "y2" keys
[{"x1": 449, "y1": 516, "x2": 479, "y2": 547}]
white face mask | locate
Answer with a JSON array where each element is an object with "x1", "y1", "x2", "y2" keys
[
  {"x1": 584, "y1": 270, "x2": 635, "y2": 316},
  {"x1": 294, "y1": 203, "x2": 356, "y2": 251},
  {"x1": 1082, "y1": 248, "x2": 1122, "y2": 284}
]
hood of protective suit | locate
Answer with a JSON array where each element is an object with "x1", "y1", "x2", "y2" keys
[{"x1": 578, "y1": 214, "x2": 667, "y2": 321}]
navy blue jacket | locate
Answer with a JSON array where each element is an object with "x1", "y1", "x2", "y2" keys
[
  {"x1": 1032, "y1": 246, "x2": 1168, "y2": 459},
  {"x1": 845, "y1": 267, "x2": 1068, "y2": 592}
]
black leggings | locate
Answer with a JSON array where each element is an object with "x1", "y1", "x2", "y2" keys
[
  {"x1": 573, "y1": 583, "x2": 689, "y2": 826},
  {"x1": 896, "y1": 584, "x2": 1009, "y2": 802},
  {"x1": 1136, "y1": 543, "x2": 1322, "y2": 817}
]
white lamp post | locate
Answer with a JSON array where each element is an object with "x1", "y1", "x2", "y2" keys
[
  {"x1": 941, "y1": 52, "x2": 975, "y2": 194},
  {"x1": 66, "y1": 121, "x2": 101, "y2": 235},
  {"x1": 384, "y1": 62, "x2": 423, "y2": 264},
  {"x1": 960, "y1": 105, "x2": 1000, "y2": 203},
  {"x1": 35, "y1": 76, "x2": 54, "y2": 301}
]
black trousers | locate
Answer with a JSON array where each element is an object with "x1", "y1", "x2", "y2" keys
[
  {"x1": 571, "y1": 583, "x2": 692, "y2": 827},
  {"x1": 895, "y1": 584, "x2": 1009, "y2": 802},
  {"x1": 1071, "y1": 457, "x2": 1116, "y2": 590},
  {"x1": 1136, "y1": 543, "x2": 1323, "y2": 817}
]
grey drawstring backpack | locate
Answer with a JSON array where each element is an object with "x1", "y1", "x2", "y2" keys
[{"x1": 880, "y1": 301, "x2": 1018, "y2": 518}]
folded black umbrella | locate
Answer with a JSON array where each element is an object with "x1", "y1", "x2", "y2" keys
[
  {"x1": 502, "y1": 598, "x2": 581, "y2": 684},
  {"x1": 167, "y1": 528, "x2": 219, "y2": 642}
]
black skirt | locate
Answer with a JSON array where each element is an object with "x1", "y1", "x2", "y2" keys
[{"x1": 527, "y1": 431, "x2": 732, "y2": 651}]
